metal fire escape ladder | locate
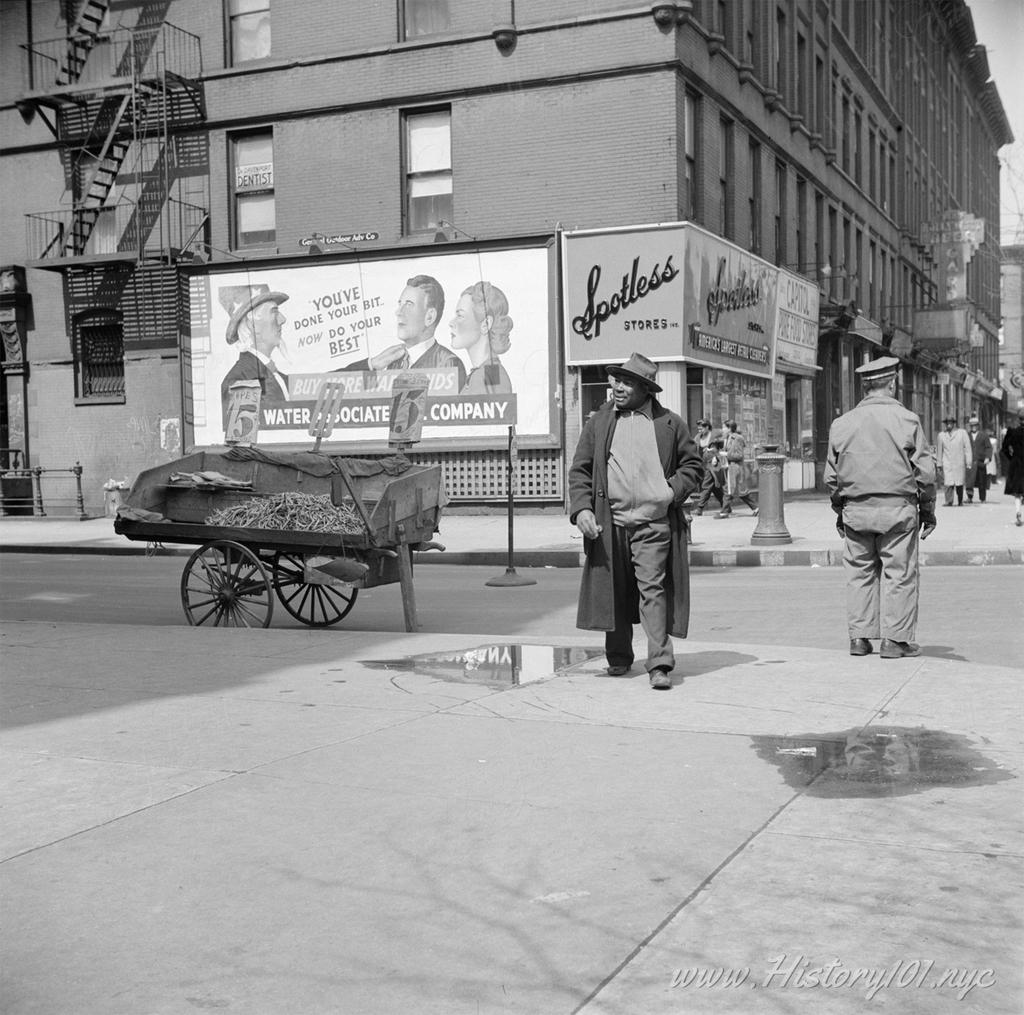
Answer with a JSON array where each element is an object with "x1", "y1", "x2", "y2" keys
[
  {"x1": 56, "y1": 0, "x2": 111, "y2": 87},
  {"x1": 64, "y1": 23, "x2": 164, "y2": 256}
]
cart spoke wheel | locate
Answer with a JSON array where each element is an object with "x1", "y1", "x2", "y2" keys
[
  {"x1": 181, "y1": 541, "x2": 274, "y2": 628},
  {"x1": 272, "y1": 553, "x2": 358, "y2": 627}
]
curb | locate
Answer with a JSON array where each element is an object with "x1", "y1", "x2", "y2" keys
[{"x1": 1, "y1": 544, "x2": 1020, "y2": 566}]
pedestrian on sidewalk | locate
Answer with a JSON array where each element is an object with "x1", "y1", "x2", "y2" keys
[
  {"x1": 691, "y1": 420, "x2": 725, "y2": 516},
  {"x1": 825, "y1": 356, "x2": 937, "y2": 659},
  {"x1": 1001, "y1": 411, "x2": 1024, "y2": 527},
  {"x1": 715, "y1": 419, "x2": 758, "y2": 518},
  {"x1": 965, "y1": 416, "x2": 992, "y2": 503},
  {"x1": 569, "y1": 352, "x2": 703, "y2": 690},
  {"x1": 937, "y1": 415, "x2": 971, "y2": 507}
]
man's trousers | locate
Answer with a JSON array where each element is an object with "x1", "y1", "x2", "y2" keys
[{"x1": 606, "y1": 519, "x2": 675, "y2": 673}]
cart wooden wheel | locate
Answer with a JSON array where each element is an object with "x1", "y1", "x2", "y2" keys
[
  {"x1": 271, "y1": 552, "x2": 359, "y2": 627},
  {"x1": 180, "y1": 540, "x2": 274, "y2": 628}
]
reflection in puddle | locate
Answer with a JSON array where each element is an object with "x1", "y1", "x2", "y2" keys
[
  {"x1": 752, "y1": 726, "x2": 1014, "y2": 798},
  {"x1": 360, "y1": 644, "x2": 604, "y2": 687}
]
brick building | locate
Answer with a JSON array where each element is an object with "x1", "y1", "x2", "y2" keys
[{"x1": 0, "y1": 0, "x2": 1013, "y2": 513}]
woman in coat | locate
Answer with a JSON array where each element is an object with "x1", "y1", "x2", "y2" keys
[
  {"x1": 937, "y1": 416, "x2": 972, "y2": 506},
  {"x1": 1001, "y1": 411, "x2": 1024, "y2": 526}
]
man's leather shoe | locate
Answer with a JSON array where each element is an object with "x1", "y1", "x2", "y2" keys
[
  {"x1": 880, "y1": 639, "x2": 921, "y2": 658},
  {"x1": 649, "y1": 668, "x2": 672, "y2": 690},
  {"x1": 849, "y1": 638, "x2": 873, "y2": 656},
  {"x1": 606, "y1": 664, "x2": 630, "y2": 676}
]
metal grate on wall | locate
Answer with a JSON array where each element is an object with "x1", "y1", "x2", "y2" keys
[{"x1": 407, "y1": 448, "x2": 564, "y2": 502}]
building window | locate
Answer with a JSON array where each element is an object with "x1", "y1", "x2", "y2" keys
[
  {"x1": 774, "y1": 161, "x2": 786, "y2": 265},
  {"x1": 74, "y1": 310, "x2": 125, "y2": 402},
  {"x1": 232, "y1": 132, "x2": 275, "y2": 248},
  {"x1": 404, "y1": 107, "x2": 452, "y2": 234},
  {"x1": 227, "y1": 0, "x2": 270, "y2": 64},
  {"x1": 401, "y1": 0, "x2": 451, "y2": 39},
  {"x1": 683, "y1": 91, "x2": 698, "y2": 221},
  {"x1": 749, "y1": 139, "x2": 761, "y2": 254},
  {"x1": 720, "y1": 118, "x2": 733, "y2": 239},
  {"x1": 774, "y1": 6, "x2": 786, "y2": 100},
  {"x1": 795, "y1": 177, "x2": 807, "y2": 270}
]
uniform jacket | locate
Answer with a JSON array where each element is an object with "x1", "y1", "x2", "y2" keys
[
  {"x1": 825, "y1": 393, "x2": 936, "y2": 527},
  {"x1": 221, "y1": 352, "x2": 289, "y2": 429},
  {"x1": 937, "y1": 427, "x2": 972, "y2": 487},
  {"x1": 568, "y1": 398, "x2": 703, "y2": 635}
]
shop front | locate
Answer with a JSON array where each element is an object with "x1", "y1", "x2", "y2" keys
[{"x1": 562, "y1": 222, "x2": 782, "y2": 489}]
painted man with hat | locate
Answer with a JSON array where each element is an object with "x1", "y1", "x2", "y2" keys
[
  {"x1": 937, "y1": 412, "x2": 971, "y2": 507},
  {"x1": 568, "y1": 352, "x2": 703, "y2": 689},
  {"x1": 965, "y1": 415, "x2": 992, "y2": 503},
  {"x1": 219, "y1": 284, "x2": 291, "y2": 430},
  {"x1": 825, "y1": 356, "x2": 936, "y2": 659}
]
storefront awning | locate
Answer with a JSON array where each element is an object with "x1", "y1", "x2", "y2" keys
[
  {"x1": 776, "y1": 355, "x2": 822, "y2": 377},
  {"x1": 847, "y1": 315, "x2": 884, "y2": 346}
]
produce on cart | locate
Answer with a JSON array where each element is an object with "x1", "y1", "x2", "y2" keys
[{"x1": 114, "y1": 446, "x2": 445, "y2": 631}]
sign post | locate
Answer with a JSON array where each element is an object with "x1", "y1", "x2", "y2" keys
[{"x1": 485, "y1": 425, "x2": 536, "y2": 587}]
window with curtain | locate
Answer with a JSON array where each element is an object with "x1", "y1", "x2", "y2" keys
[
  {"x1": 401, "y1": 0, "x2": 451, "y2": 39},
  {"x1": 404, "y1": 108, "x2": 452, "y2": 234},
  {"x1": 232, "y1": 132, "x2": 275, "y2": 247},
  {"x1": 228, "y1": 0, "x2": 271, "y2": 64}
]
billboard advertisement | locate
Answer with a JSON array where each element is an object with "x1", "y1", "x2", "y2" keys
[
  {"x1": 185, "y1": 244, "x2": 554, "y2": 448},
  {"x1": 562, "y1": 223, "x2": 779, "y2": 379}
]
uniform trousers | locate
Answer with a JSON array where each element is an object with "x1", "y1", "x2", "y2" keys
[
  {"x1": 606, "y1": 518, "x2": 675, "y2": 673},
  {"x1": 841, "y1": 499, "x2": 920, "y2": 642}
]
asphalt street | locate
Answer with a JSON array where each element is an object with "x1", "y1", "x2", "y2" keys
[{"x1": 1, "y1": 554, "x2": 1021, "y2": 667}]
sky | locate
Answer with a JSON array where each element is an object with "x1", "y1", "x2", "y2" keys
[{"x1": 968, "y1": 0, "x2": 1024, "y2": 245}]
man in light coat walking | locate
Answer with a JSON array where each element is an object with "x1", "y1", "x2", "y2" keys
[
  {"x1": 569, "y1": 353, "x2": 703, "y2": 689},
  {"x1": 937, "y1": 415, "x2": 971, "y2": 506}
]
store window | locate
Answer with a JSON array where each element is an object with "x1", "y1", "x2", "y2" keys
[
  {"x1": 401, "y1": 0, "x2": 451, "y2": 39},
  {"x1": 74, "y1": 310, "x2": 125, "y2": 402},
  {"x1": 232, "y1": 132, "x2": 275, "y2": 248},
  {"x1": 227, "y1": 0, "x2": 270, "y2": 64},
  {"x1": 404, "y1": 108, "x2": 452, "y2": 235},
  {"x1": 579, "y1": 366, "x2": 613, "y2": 420}
]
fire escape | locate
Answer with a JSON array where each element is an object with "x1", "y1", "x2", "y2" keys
[{"x1": 18, "y1": 0, "x2": 208, "y2": 351}]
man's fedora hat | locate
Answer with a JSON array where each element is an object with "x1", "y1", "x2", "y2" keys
[
  {"x1": 225, "y1": 285, "x2": 289, "y2": 345},
  {"x1": 607, "y1": 352, "x2": 662, "y2": 392},
  {"x1": 855, "y1": 355, "x2": 899, "y2": 382},
  {"x1": 968, "y1": 416, "x2": 980, "y2": 425},
  {"x1": 942, "y1": 415, "x2": 957, "y2": 424}
]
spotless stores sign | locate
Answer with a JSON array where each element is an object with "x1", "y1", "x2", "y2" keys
[{"x1": 562, "y1": 223, "x2": 779, "y2": 379}]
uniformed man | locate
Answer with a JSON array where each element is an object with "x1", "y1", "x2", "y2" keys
[{"x1": 825, "y1": 356, "x2": 937, "y2": 658}]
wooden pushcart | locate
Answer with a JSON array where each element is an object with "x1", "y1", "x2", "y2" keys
[{"x1": 113, "y1": 448, "x2": 445, "y2": 631}]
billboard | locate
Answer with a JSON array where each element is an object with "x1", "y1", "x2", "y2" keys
[
  {"x1": 185, "y1": 245, "x2": 554, "y2": 449},
  {"x1": 562, "y1": 223, "x2": 778, "y2": 379}
]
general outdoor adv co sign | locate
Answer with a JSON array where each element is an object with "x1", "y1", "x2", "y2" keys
[
  {"x1": 187, "y1": 245, "x2": 552, "y2": 448},
  {"x1": 562, "y1": 223, "x2": 779, "y2": 379}
]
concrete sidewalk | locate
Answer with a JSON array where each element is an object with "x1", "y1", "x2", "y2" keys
[
  {"x1": 2, "y1": 485, "x2": 1022, "y2": 565},
  {"x1": 2, "y1": 618, "x2": 1021, "y2": 1014}
]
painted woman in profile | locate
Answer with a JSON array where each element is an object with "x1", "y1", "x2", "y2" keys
[{"x1": 448, "y1": 280, "x2": 514, "y2": 395}]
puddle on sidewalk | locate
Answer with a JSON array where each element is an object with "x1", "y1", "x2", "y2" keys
[
  {"x1": 360, "y1": 644, "x2": 604, "y2": 687},
  {"x1": 752, "y1": 726, "x2": 1015, "y2": 798}
]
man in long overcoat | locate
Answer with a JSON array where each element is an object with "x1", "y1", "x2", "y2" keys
[
  {"x1": 569, "y1": 353, "x2": 703, "y2": 689},
  {"x1": 937, "y1": 415, "x2": 971, "y2": 506}
]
